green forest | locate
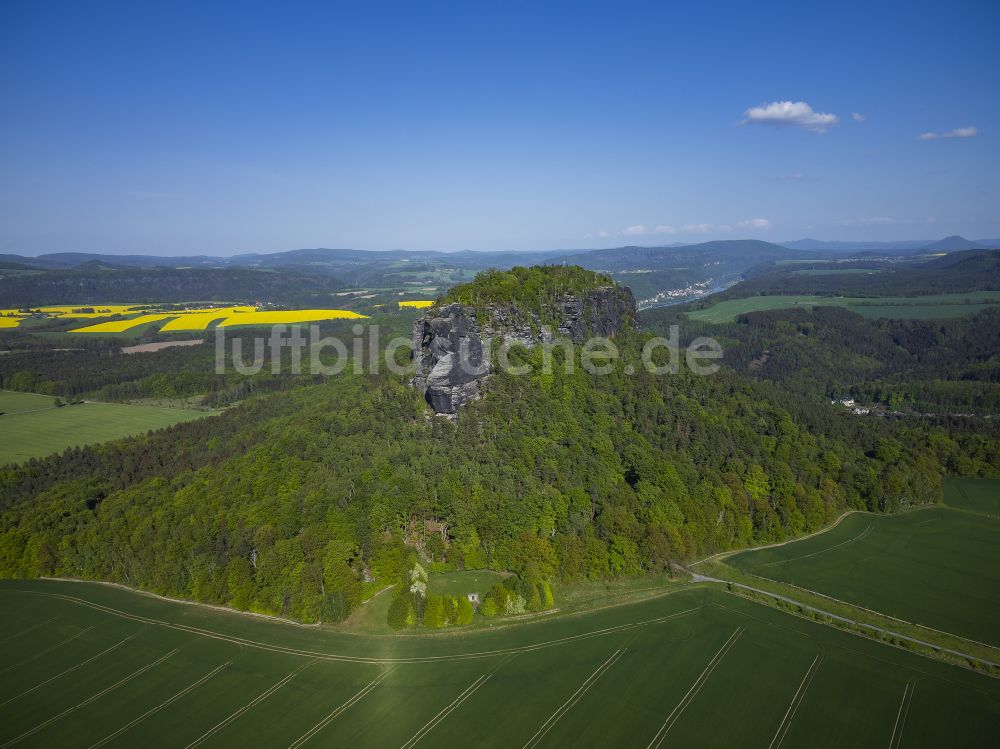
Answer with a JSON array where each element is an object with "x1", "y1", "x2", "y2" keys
[{"x1": 2, "y1": 316, "x2": 971, "y2": 624}]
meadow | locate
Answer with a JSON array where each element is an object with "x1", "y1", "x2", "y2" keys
[
  {"x1": 688, "y1": 291, "x2": 1000, "y2": 323},
  {"x1": 0, "y1": 393, "x2": 207, "y2": 464},
  {"x1": 726, "y1": 479, "x2": 1000, "y2": 645},
  {"x1": 0, "y1": 579, "x2": 997, "y2": 748}
]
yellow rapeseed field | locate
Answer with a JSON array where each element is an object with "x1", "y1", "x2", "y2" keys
[
  {"x1": 69, "y1": 314, "x2": 178, "y2": 333},
  {"x1": 398, "y1": 300, "x2": 435, "y2": 309},
  {"x1": 159, "y1": 307, "x2": 256, "y2": 331},
  {"x1": 217, "y1": 309, "x2": 367, "y2": 326},
  {"x1": 0, "y1": 317, "x2": 22, "y2": 329}
]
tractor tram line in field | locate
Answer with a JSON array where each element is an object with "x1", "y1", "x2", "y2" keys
[
  {"x1": 888, "y1": 682, "x2": 915, "y2": 749},
  {"x1": 646, "y1": 627, "x2": 744, "y2": 749},
  {"x1": 88, "y1": 660, "x2": 233, "y2": 749},
  {"x1": 0, "y1": 648, "x2": 180, "y2": 748},
  {"x1": 0, "y1": 630, "x2": 143, "y2": 708},
  {"x1": 0, "y1": 624, "x2": 95, "y2": 675},
  {"x1": 1, "y1": 587, "x2": 705, "y2": 665},
  {"x1": 400, "y1": 671, "x2": 495, "y2": 749},
  {"x1": 522, "y1": 648, "x2": 627, "y2": 749},
  {"x1": 0, "y1": 579, "x2": 998, "y2": 748},
  {"x1": 183, "y1": 660, "x2": 318, "y2": 749},
  {"x1": 285, "y1": 668, "x2": 395, "y2": 749},
  {"x1": 767, "y1": 652, "x2": 824, "y2": 749},
  {"x1": 0, "y1": 614, "x2": 58, "y2": 645}
]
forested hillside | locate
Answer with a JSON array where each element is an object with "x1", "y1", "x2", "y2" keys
[
  {"x1": 0, "y1": 325, "x2": 952, "y2": 623},
  {"x1": 644, "y1": 304, "x2": 1000, "y2": 417},
  {"x1": 0, "y1": 266, "x2": 346, "y2": 307},
  {"x1": 713, "y1": 249, "x2": 1000, "y2": 299}
]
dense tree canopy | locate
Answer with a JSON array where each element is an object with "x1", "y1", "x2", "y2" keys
[{"x1": 0, "y1": 325, "x2": 958, "y2": 623}]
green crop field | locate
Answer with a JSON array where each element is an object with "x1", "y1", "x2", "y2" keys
[
  {"x1": 0, "y1": 579, "x2": 997, "y2": 748},
  {"x1": 0, "y1": 390, "x2": 58, "y2": 415},
  {"x1": 0, "y1": 394, "x2": 208, "y2": 464},
  {"x1": 946, "y1": 477, "x2": 1000, "y2": 517},
  {"x1": 688, "y1": 291, "x2": 1000, "y2": 323},
  {"x1": 849, "y1": 303, "x2": 1000, "y2": 320},
  {"x1": 726, "y1": 479, "x2": 1000, "y2": 645}
]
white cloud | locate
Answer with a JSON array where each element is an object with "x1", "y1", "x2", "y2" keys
[
  {"x1": 918, "y1": 126, "x2": 977, "y2": 140},
  {"x1": 742, "y1": 100, "x2": 839, "y2": 133},
  {"x1": 852, "y1": 112, "x2": 865, "y2": 122},
  {"x1": 617, "y1": 220, "x2": 767, "y2": 236},
  {"x1": 597, "y1": 230, "x2": 610, "y2": 238},
  {"x1": 840, "y1": 216, "x2": 897, "y2": 226}
]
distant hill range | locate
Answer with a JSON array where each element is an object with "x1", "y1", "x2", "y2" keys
[
  {"x1": 780, "y1": 235, "x2": 1000, "y2": 253},
  {"x1": 2, "y1": 237, "x2": 997, "y2": 308}
]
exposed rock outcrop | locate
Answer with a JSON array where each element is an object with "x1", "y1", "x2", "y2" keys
[{"x1": 412, "y1": 286, "x2": 637, "y2": 414}]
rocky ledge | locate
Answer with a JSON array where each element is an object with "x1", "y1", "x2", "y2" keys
[{"x1": 412, "y1": 286, "x2": 637, "y2": 414}]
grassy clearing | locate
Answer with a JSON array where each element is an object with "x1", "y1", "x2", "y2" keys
[
  {"x1": 726, "y1": 481, "x2": 1000, "y2": 645},
  {"x1": 0, "y1": 579, "x2": 997, "y2": 747},
  {"x1": 427, "y1": 570, "x2": 504, "y2": 598},
  {"x1": 688, "y1": 291, "x2": 1000, "y2": 323},
  {"x1": 0, "y1": 400, "x2": 208, "y2": 464}
]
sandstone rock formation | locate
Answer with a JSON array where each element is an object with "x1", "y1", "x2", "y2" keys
[{"x1": 412, "y1": 286, "x2": 637, "y2": 414}]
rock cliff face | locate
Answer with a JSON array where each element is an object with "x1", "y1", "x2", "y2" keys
[{"x1": 412, "y1": 286, "x2": 637, "y2": 414}]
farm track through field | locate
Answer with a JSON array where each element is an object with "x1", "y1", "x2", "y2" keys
[{"x1": 690, "y1": 574, "x2": 1000, "y2": 671}]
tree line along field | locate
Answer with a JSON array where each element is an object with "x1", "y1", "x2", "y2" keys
[
  {"x1": 687, "y1": 291, "x2": 1000, "y2": 323},
  {"x1": 725, "y1": 478, "x2": 1000, "y2": 646},
  {"x1": 1, "y1": 579, "x2": 998, "y2": 748},
  {"x1": 0, "y1": 390, "x2": 207, "y2": 464}
]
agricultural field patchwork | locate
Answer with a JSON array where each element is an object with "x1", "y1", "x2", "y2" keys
[
  {"x1": 0, "y1": 579, "x2": 997, "y2": 748},
  {"x1": 0, "y1": 304, "x2": 366, "y2": 333},
  {"x1": 726, "y1": 479, "x2": 1000, "y2": 645},
  {"x1": 215, "y1": 310, "x2": 367, "y2": 326},
  {"x1": 69, "y1": 314, "x2": 180, "y2": 333},
  {"x1": 0, "y1": 395, "x2": 207, "y2": 464},
  {"x1": 688, "y1": 291, "x2": 1000, "y2": 323}
]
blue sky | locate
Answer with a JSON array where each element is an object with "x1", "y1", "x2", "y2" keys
[{"x1": 2, "y1": 0, "x2": 997, "y2": 255}]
